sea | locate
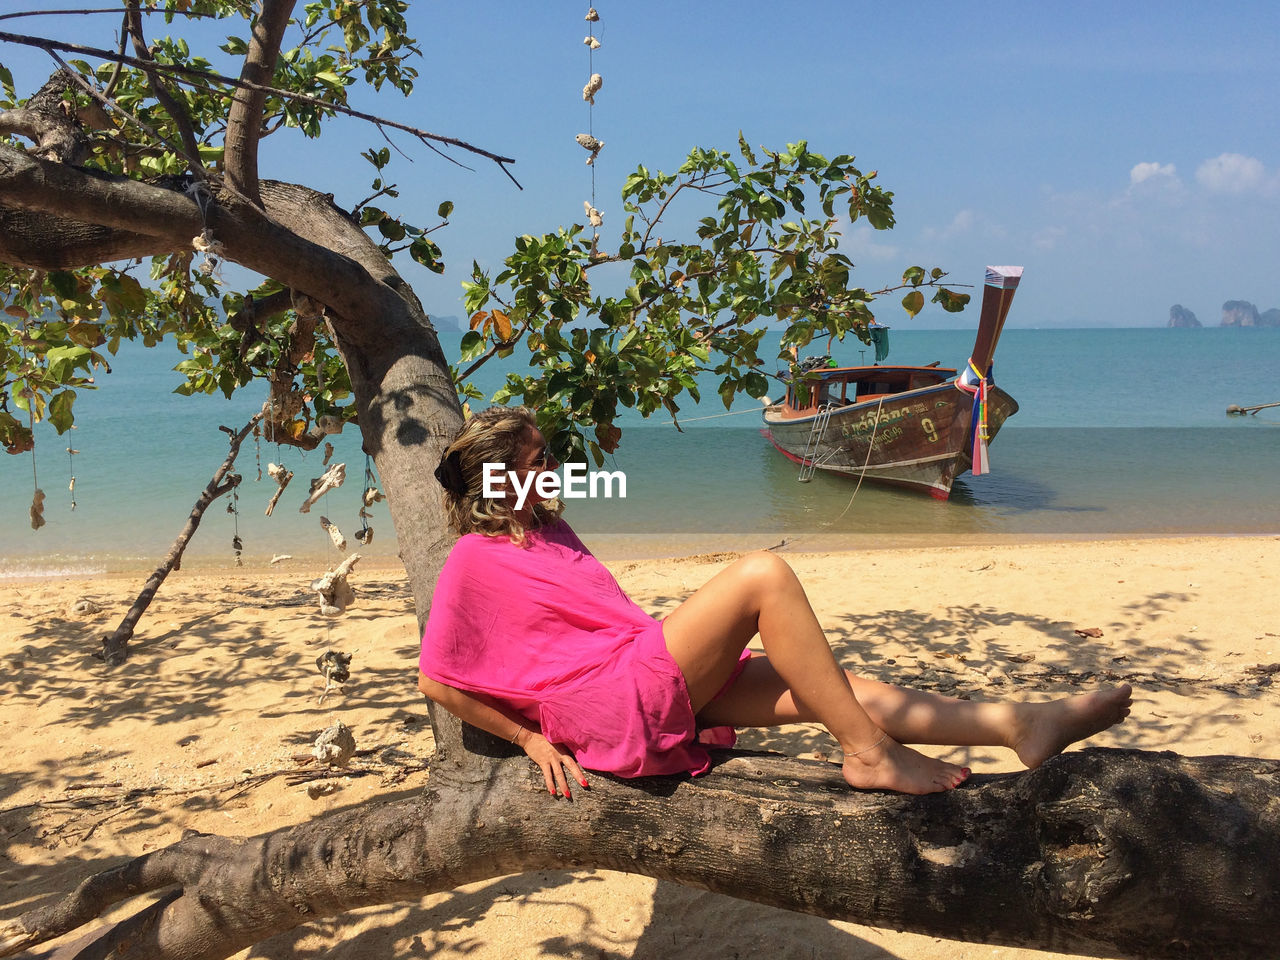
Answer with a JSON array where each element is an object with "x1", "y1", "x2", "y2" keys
[{"x1": 2, "y1": 327, "x2": 1278, "y2": 578}]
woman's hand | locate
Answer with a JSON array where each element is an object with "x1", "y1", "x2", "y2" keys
[{"x1": 519, "y1": 729, "x2": 588, "y2": 799}]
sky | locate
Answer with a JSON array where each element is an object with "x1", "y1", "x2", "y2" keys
[{"x1": 3, "y1": 1, "x2": 1279, "y2": 328}]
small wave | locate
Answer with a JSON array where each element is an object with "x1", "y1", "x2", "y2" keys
[{"x1": 0, "y1": 561, "x2": 109, "y2": 581}]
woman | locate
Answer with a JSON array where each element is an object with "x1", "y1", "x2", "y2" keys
[{"x1": 418, "y1": 407, "x2": 1132, "y2": 799}]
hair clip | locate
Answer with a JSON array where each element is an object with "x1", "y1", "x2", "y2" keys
[{"x1": 433, "y1": 449, "x2": 467, "y2": 495}]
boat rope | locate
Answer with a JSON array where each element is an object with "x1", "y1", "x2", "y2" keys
[
  {"x1": 672, "y1": 406, "x2": 764, "y2": 424},
  {"x1": 823, "y1": 395, "x2": 885, "y2": 527}
]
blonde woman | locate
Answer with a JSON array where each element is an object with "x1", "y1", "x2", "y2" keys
[{"x1": 418, "y1": 407, "x2": 1132, "y2": 799}]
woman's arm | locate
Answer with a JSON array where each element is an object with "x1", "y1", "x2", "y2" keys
[{"x1": 417, "y1": 672, "x2": 588, "y2": 798}]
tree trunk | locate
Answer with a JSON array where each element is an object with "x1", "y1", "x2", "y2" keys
[
  {"x1": 98, "y1": 415, "x2": 262, "y2": 666},
  {"x1": 3, "y1": 748, "x2": 1277, "y2": 960}
]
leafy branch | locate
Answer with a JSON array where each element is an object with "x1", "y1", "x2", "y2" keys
[{"x1": 458, "y1": 136, "x2": 970, "y2": 465}]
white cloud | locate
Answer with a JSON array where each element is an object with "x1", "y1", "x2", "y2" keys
[
  {"x1": 1195, "y1": 153, "x2": 1266, "y2": 194},
  {"x1": 921, "y1": 209, "x2": 975, "y2": 242},
  {"x1": 1032, "y1": 225, "x2": 1067, "y2": 251},
  {"x1": 1130, "y1": 161, "x2": 1178, "y2": 186},
  {"x1": 840, "y1": 223, "x2": 900, "y2": 262}
]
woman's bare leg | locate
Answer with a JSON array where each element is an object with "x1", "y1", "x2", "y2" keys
[
  {"x1": 699, "y1": 657, "x2": 1133, "y2": 768},
  {"x1": 662, "y1": 552, "x2": 970, "y2": 794}
]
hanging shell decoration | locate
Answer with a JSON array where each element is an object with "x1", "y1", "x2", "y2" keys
[
  {"x1": 583, "y1": 35, "x2": 601, "y2": 49},
  {"x1": 322, "y1": 441, "x2": 335, "y2": 465},
  {"x1": 311, "y1": 720, "x2": 356, "y2": 767},
  {"x1": 265, "y1": 461, "x2": 294, "y2": 516},
  {"x1": 316, "y1": 649, "x2": 352, "y2": 684},
  {"x1": 299, "y1": 462, "x2": 346, "y2": 514},
  {"x1": 575, "y1": 133, "x2": 604, "y2": 166},
  {"x1": 192, "y1": 230, "x2": 225, "y2": 282},
  {"x1": 362, "y1": 486, "x2": 385, "y2": 506},
  {"x1": 315, "y1": 415, "x2": 343, "y2": 436},
  {"x1": 582, "y1": 72, "x2": 603, "y2": 104},
  {"x1": 311, "y1": 552, "x2": 361, "y2": 617},
  {"x1": 320, "y1": 515, "x2": 347, "y2": 552},
  {"x1": 29, "y1": 488, "x2": 46, "y2": 530},
  {"x1": 585, "y1": 7, "x2": 599, "y2": 21},
  {"x1": 584, "y1": 201, "x2": 604, "y2": 227},
  {"x1": 355, "y1": 525, "x2": 374, "y2": 545}
]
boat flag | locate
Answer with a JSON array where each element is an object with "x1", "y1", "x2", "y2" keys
[{"x1": 958, "y1": 359, "x2": 991, "y2": 475}]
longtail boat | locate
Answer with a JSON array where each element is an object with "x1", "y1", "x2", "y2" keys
[{"x1": 762, "y1": 266, "x2": 1023, "y2": 500}]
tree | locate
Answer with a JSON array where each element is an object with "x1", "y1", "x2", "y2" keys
[{"x1": 3, "y1": 5, "x2": 1275, "y2": 959}]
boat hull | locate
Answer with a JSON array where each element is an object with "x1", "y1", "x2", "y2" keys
[{"x1": 763, "y1": 381, "x2": 1018, "y2": 499}]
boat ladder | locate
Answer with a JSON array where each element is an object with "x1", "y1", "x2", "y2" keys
[{"x1": 797, "y1": 403, "x2": 835, "y2": 482}]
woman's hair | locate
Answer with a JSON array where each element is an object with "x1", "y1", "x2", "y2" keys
[{"x1": 436, "y1": 406, "x2": 562, "y2": 545}]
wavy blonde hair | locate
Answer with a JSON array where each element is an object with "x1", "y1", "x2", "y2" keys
[{"x1": 439, "y1": 406, "x2": 562, "y2": 545}]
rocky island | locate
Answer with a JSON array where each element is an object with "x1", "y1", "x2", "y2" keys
[{"x1": 1168, "y1": 301, "x2": 1280, "y2": 327}]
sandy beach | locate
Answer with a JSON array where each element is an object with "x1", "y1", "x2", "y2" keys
[{"x1": 2, "y1": 534, "x2": 1277, "y2": 959}]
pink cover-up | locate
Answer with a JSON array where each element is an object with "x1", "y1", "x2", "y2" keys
[{"x1": 418, "y1": 519, "x2": 745, "y2": 777}]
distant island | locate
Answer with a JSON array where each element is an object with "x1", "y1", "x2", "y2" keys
[
  {"x1": 430, "y1": 314, "x2": 464, "y2": 332},
  {"x1": 1167, "y1": 301, "x2": 1280, "y2": 328}
]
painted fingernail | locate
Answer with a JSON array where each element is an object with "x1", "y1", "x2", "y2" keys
[{"x1": 578, "y1": 778, "x2": 589, "y2": 788}]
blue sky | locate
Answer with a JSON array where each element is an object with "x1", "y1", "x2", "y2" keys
[{"x1": 4, "y1": 1, "x2": 1279, "y2": 328}]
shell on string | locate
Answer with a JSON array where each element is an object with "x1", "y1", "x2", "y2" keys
[
  {"x1": 299, "y1": 462, "x2": 346, "y2": 514},
  {"x1": 582, "y1": 73, "x2": 603, "y2": 104},
  {"x1": 322, "y1": 441, "x2": 335, "y2": 465},
  {"x1": 362, "y1": 486, "x2": 385, "y2": 506},
  {"x1": 575, "y1": 133, "x2": 604, "y2": 166},
  {"x1": 584, "y1": 201, "x2": 604, "y2": 227},
  {"x1": 311, "y1": 553, "x2": 361, "y2": 617},
  {"x1": 311, "y1": 720, "x2": 356, "y2": 767},
  {"x1": 583, "y1": 35, "x2": 601, "y2": 49},
  {"x1": 355, "y1": 526, "x2": 374, "y2": 545},
  {"x1": 584, "y1": 7, "x2": 599, "y2": 21},
  {"x1": 29, "y1": 488, "x2": 46, "y2": 530},
  {"x1": 316, "y1": 649, "x2": 352, "y2": 684},
  {"x1": 265, "y1": 461, "x2": 294, "y2": 517},
  {"x1": 315, "y1": 415, "x2": 343, "y2": 436},
  {"x1": 319, "y1": 515, "x2": 347, "y2": 552}
]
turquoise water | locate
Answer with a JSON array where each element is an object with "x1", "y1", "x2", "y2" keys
[{"x1": 2, "y1": 327, "x2": 1277, "y2": 575}]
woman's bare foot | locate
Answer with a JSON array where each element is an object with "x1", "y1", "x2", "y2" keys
[
  {"x1": 841, "y1": 736, "x2": 970, "y2": 795},
  {"x1": 1011, "y1": 684, "x2": 1133, "y2": 769}
]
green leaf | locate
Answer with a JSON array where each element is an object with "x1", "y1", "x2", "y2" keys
[
  {"x1": 459, "y1": 330, "x2": 485, "y2": 361},
  {"x1": 901, "y1": 290, "x2": 925, "y2": 318},
  {"x1": 47, "y1": 390, "x2": 76, "y2": 434},
  {"x1": 437, "y1": 200, "x2": 454, "y2": 219},
  {"x1": 742, "y1": 371, "x2": 769, "y2": 398},
  {"x1": 45, "y1": 345, "x2": 91, "y2": 382}
]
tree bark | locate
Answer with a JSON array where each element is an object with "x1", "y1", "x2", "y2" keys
[
  {"x1": 3, "y1": 748, "x2": 1277, "y2": 960},
  {"x1": 98, "y1": 415, "x2": 262, "y2": 666}
]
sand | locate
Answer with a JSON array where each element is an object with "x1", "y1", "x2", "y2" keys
[{"x1": 2, "y1": 535, "x2": 1277, "y2": 959}]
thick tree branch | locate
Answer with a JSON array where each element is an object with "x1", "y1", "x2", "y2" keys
[
  {"x1": 2, "y1": 749, "x2": 1277, "y2": 960},
  {"x1": 0, "y1": 146, "x2": 406, "y2": 327},
  {"x1": 124, "y1": 0, "x2": 206, "y2": 178},
  {"x1": 224, "y1": 0, "x2": 294, "y2": 205}
]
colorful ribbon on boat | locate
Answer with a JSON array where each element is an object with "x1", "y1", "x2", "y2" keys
[{"x1": 956, "y1": 358, "x2": 991, "y2": 476}]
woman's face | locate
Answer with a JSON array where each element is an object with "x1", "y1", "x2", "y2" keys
[{"x1": 510, "y1": 428, "x2": 559, "y2": 512}]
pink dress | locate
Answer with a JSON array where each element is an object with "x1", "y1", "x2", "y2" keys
[{"x1": 418, "y1": 519, "x2": 745, "y2": 777}]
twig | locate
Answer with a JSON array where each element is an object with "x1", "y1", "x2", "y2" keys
[{"x1": 0, "y1": 29, "x2": 521, "y2": 184}]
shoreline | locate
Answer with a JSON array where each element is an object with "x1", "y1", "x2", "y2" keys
[{"x1": 5, "y1": 529, "x2": 1278, "y2": 584}]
